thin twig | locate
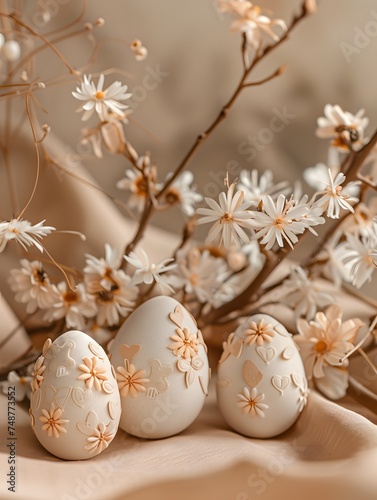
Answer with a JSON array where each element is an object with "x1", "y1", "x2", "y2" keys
[
  {"x1": 199, "y1": 247, "x2": 286, "y2": 327},
  {"x1": 0, "y1": 13, "x2": 78, "y2": 75},
  {"x1": 17, "y1": 82, "x2": 43, "y2": 220},
  {"x1": 124, "y1": 1, "x2": 312, "y2": 256},
  {"x1": 242, "y1": 65, "x2": 286, "y2": 87}
]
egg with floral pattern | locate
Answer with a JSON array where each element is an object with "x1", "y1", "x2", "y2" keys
[
  {"x1": 217, "y1": 313, "x2": 308, "y2": 438},
  {"x1": 108, "y1": 295, "x2": 210, "y2": 439},
  {"x1": 29, "y1": 330, "x2": 121, "y2": 460}
]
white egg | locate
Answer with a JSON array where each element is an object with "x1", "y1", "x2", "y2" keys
[
  {"x1": 217, "y1": 313, "x2": 308, "y2": 438},
  {"x1": 108, "y1": 296, "x2": 210, "y2": 439},
  {"x1": 29, "y1": 330, "x2": 121, "y2": 460}
]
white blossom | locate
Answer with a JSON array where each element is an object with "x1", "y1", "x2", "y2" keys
[
  {"x1": 316, "y1": 104, "x2": 369, "y2": 151},
  {"x1": 237, "y1": 169, "x2": 290, "y2": 206},
  {"x1": 84, "y1": 244, "x2": 138, "y2": 326},
  {"x1": 163, "y1": 171, "x2": 202, "y2": 216},
  {"x1": 304, "y1": 148, "x2": 341, "y2": 191},
  {"x1": 94, "y1": 275, "x2": 138, "y2": 327},
  {"x1": 43, "y1": 282, "x2": 97, "y2": 330},
  {"x1": 174, "y1": 247, "x2": 230, "y2": 304},
  {"x1": 117, "y1": 157, "x2": 161, "y2": 213},
  {"x1": 315, "y1": 169, "x2": 359, "y2": 219},
  {"x1": 72, "y1": 74, "x2": 131, "y2": 121},
  {"x1": 84, "y1": 244, "x2": 123, "y2": 294},
  {"x1": 1, "y1": 371, "x2": 32, "y2": 401},
  {"x1": 0, "y1": 219, "x2": 55, "y2": 253},
  {"x1": 304, "y1": 163, "x2": 333, "y2": 191},
  {"x1": 342, "y1": 201, "x2": 377, "y2": 237},
  {"x1": 282, "y1": 266, "x2": 333, "y2": 320},
  {"x1": 8, "y1": 259, "x2": 55, "y2": 313},
  {"x1": 322, "y1": 238, "x2": 351, "y2": 288},
  {"x1": 249, "y1": 194, "x2": 309, "y2": 250},
  {"x1": 124, "y1": 249, "x2": 177, "y2": 294},
  {"x1": 218, "y1": 1, "x2": 287, "y2": 50},
  {"x1": 336, "y1": 231, "x2": 377, "y2": 289},
  {"x1": 295, "y1": 305, "x2": 364, "y2": 400},
  {"x1": 197, "y1": 183, "x2": 253, "y2": 249}
]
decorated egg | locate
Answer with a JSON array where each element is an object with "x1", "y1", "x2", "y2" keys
[
  {"x1": 29, "y1": 330, "x2": 121, "y2": 460},
  {"x1": 216, "y1": 313, "x2": 308, "y2": 438},
  {"x1": 108, "y1": 295, "x2": 210, "y2": 439}
]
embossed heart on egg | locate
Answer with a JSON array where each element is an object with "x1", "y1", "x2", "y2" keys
[{"x1": 216, "y1": 313, "x2": 308, "y2": 438}]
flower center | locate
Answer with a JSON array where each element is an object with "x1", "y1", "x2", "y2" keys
[
  {"x1": 135, "y1": 176, "x2": 148, "y2": 195},
  {"x1": 335, "y1": 125, "x2": 359, "y2": 142},
  {"x1": 165, "y1": 189, "x2": 180, "y2": 205},
  {"x1": 63, "y1": 290, "x2": 79, "y2": 304},
  {"x1": 190, "y1": 273, "x2": 199, "y2": 285},
  {"x1": 33, "y1": 267, "x2": 46, "y2": 284},
  {"x1": 95, "y1": 90, "x2": 105, "y2": 100},
  {"x1": 315, "y1": 339, "x2": 328, "y2": 354},
  {"x1": 99, "y1": 290, "x2": 113, "y2": 302},
  {"x1": 221, "y1": 212, "x2": 233, "y2": 223},
  {"x1": 365, "y1": 253, "x2": 374, "y2": 265},
  {"x1": 275, "y1": 216, "x2": 284, "y2": 228}
]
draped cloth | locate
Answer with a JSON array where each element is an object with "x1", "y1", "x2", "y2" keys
[{"x1": 0, "y1": 383, "x2": 377, "y2": 500}]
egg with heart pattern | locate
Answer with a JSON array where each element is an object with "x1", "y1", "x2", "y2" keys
[
  {"x1": 29, "y1": 330, "x2": 121, "y2": 460},
  {"x1": 108, "y1": 295, "x2": 210, "y2": 439},
  {"x1": 216, "y1": 313, "x2": 308, "y2": 438}
]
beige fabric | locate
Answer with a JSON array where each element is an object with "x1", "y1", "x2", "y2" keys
[{"x1": 0, "y1": 382, "x2": 377, "y2": 500}]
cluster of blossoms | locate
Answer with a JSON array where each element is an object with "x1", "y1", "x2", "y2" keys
[
  {"x1": 2, "y1": 1, "x2": 377, "y2": 407},
  {"x1": 7, "y1": 244, "x2": 179, "y2": 340}
]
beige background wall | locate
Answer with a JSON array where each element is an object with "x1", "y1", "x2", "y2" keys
[{"x1": 25, "y1": 0, "x2": 377, "y2": 235}]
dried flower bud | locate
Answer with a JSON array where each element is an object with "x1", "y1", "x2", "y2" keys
[
  {"x1": 94, "y1": 18, "x2": 105, "y2": 27},
  {"x1": 0, "y1": 33, "x2": 5, "y2": 50},
  {"x1": 130, "y1": 39, "x2": 148, "y2": 61},
  {"x1": 41, "y1": 11, "x2": 51, "y2": 23},
  {"x1": 21, "y1": 70, "x2": 28, "y2": 81},
  {"x1": 305, "y1": 0, "x2": 317, "y2": 14},
  {"x1": 38, "y1": 82, "x2": 46, "y2": 89},
  {"x1": 140, "y1": 153, "x2": 151, "y2": 170},
  {"x1": 227, "y1": 251, "x2": 247, "y2": 272},
  {"x1": 101, "y1": 121, "x2": 126, "y2": 154},
  {"x1": 134, "y1": 47, "x2": 148, "y2": 61},
  {"x1": 3, "y1": 40, "x2": 21, "y2": 62},
  {"x1": 130, "y1": 39, "x2": 142, "y2": 50},
  {"x1": 84, "y1": 22, "x2": 93, "y2": 31},
  {"x1": 42, "y1": 124, "x2": 50, "y2": 133}
]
